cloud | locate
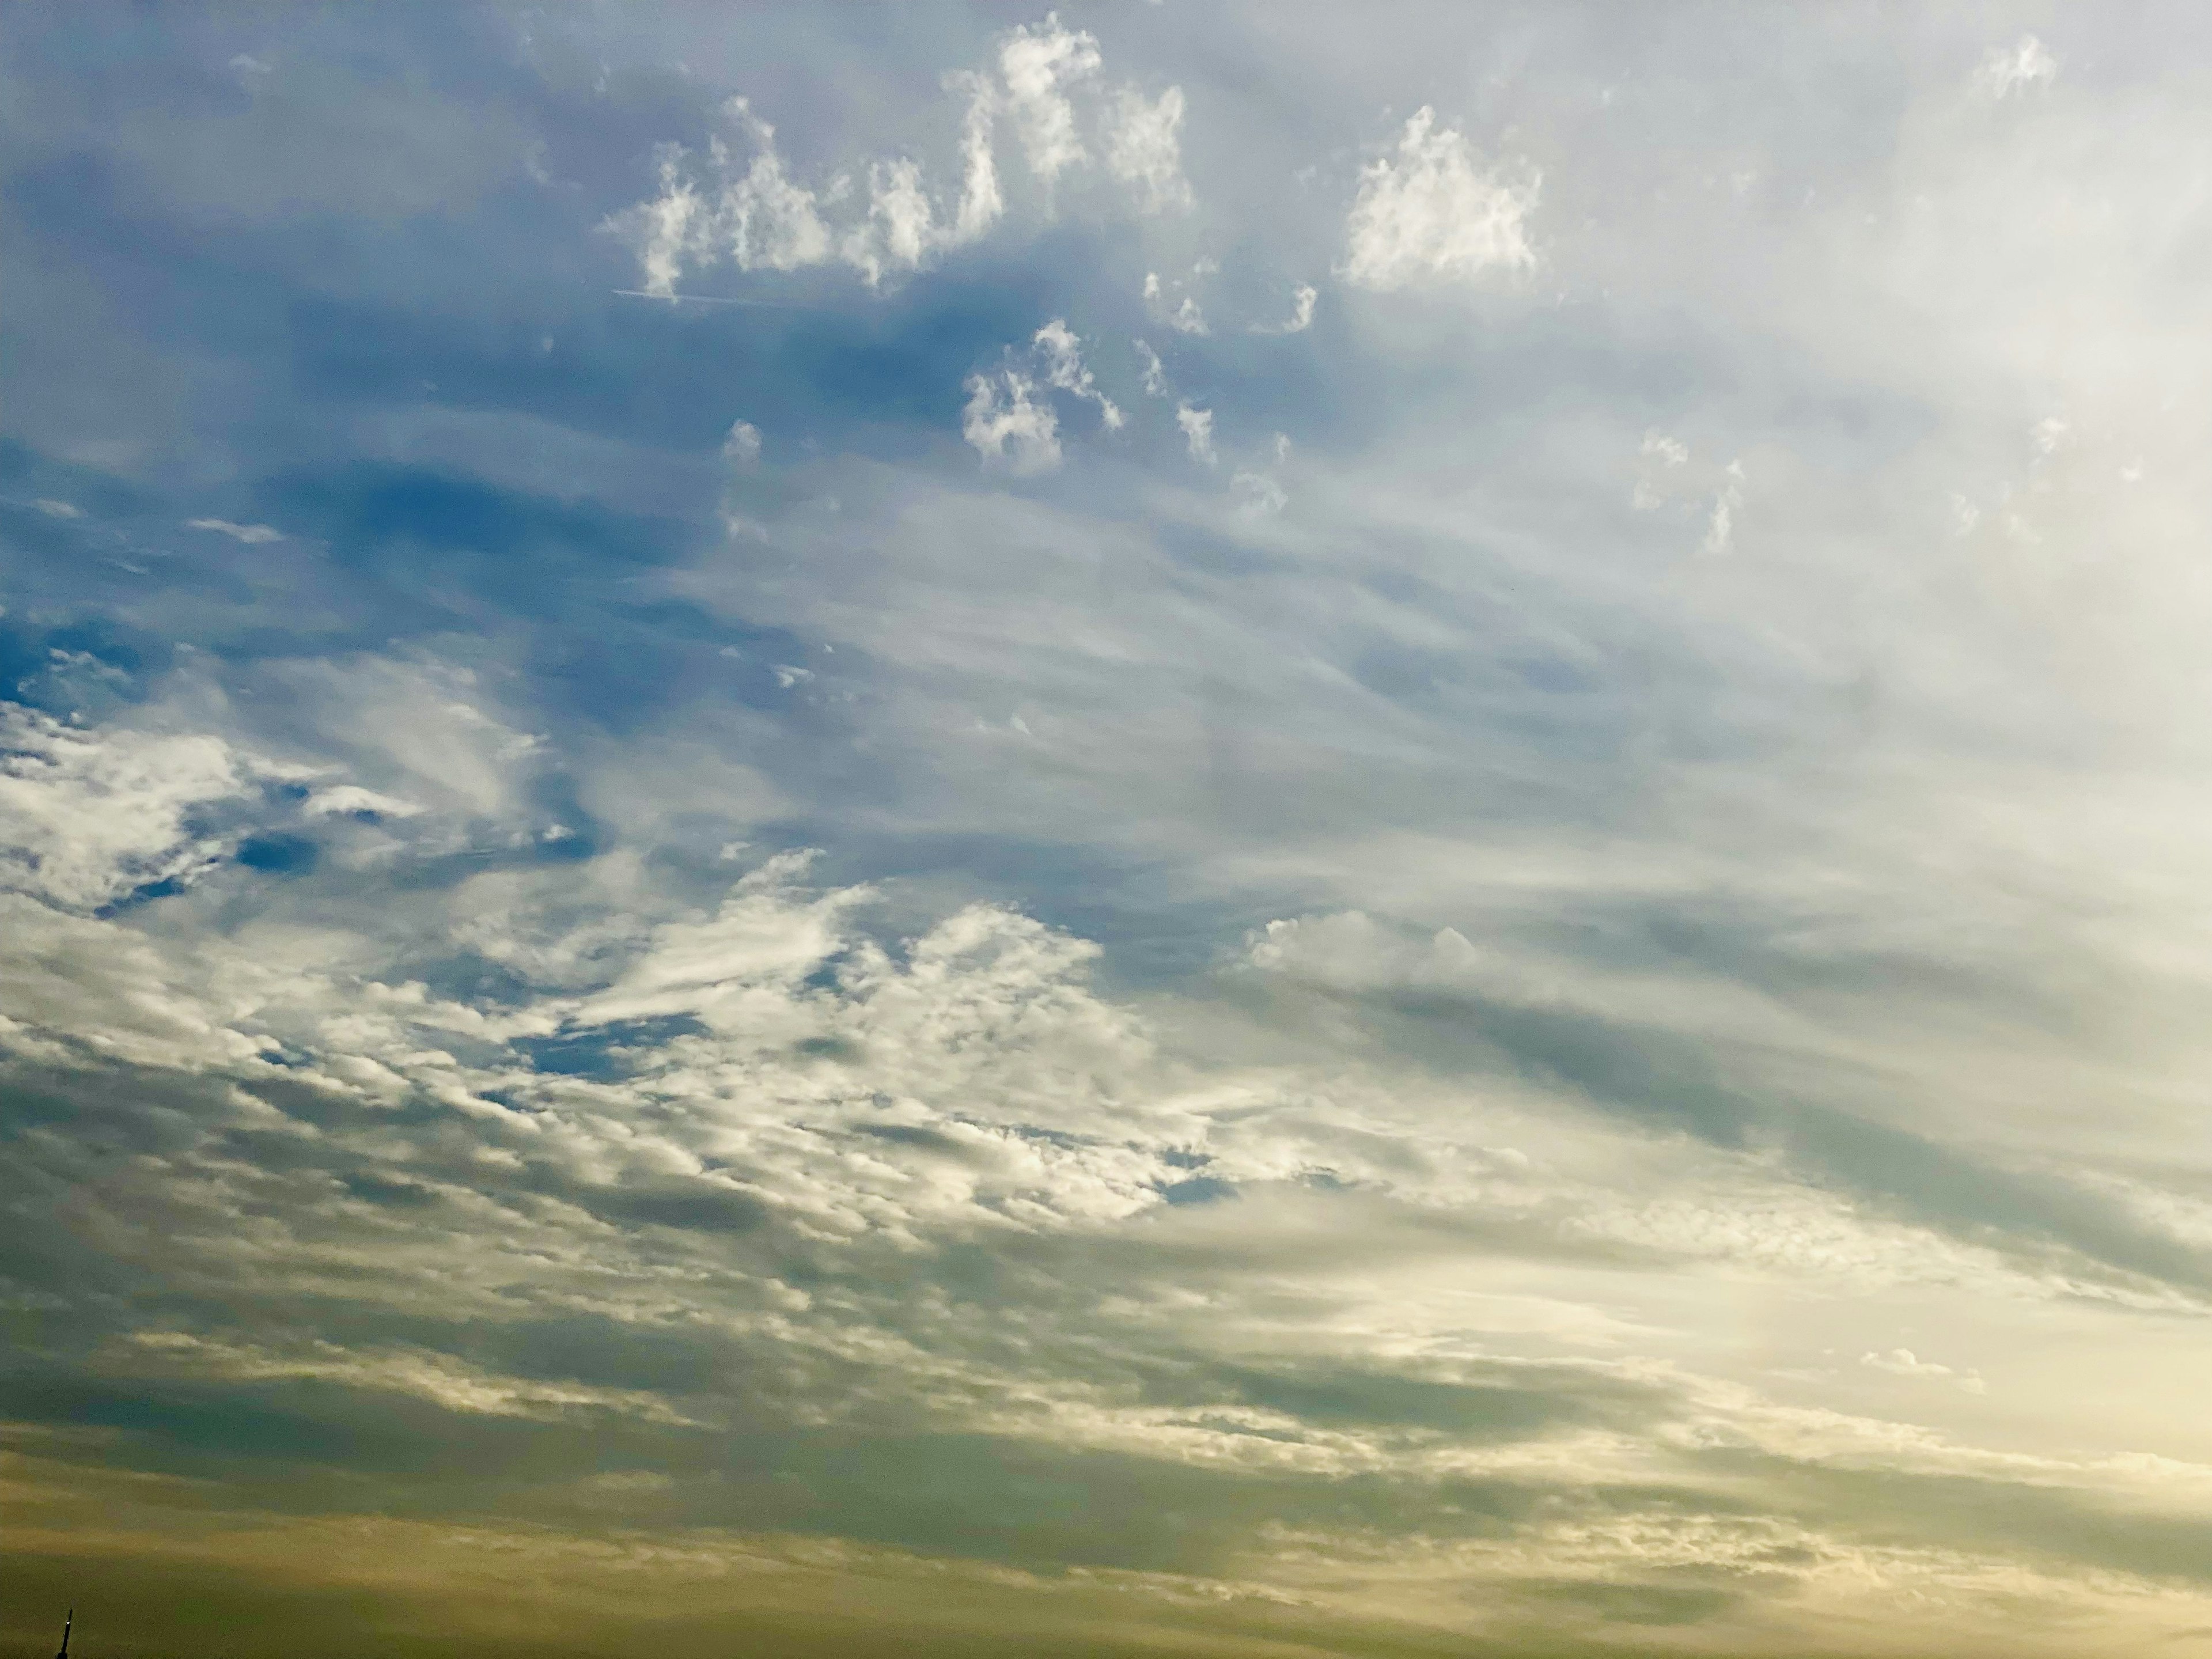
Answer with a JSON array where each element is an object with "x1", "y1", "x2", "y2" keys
[
  {"x1": 963, "y1": 370, "x2": 1062, "y2": 473},
  {"x1": 1859, "y1": 1348, "x2": 1988, "y2": 1393},
  {"x1": 301, "y1": 783, "x2": 423, "y2": 820},
  {"x1": 187, "y1": 517, "x2": 283, "y2": 543},
  {"x1": 1250, "y1": 283, "x2": 1317, "y2": 335},
  {"x1": 998, "y1": 12, "x2": 1101, "y2": 187},
  {"x1": 1232, "y1": 470, "x2": 1286, "y2": 514},
  {"x1": 947, "y1": 70, "x2": 1005, "y2": 243},
  {"x1": 1341, "y1": 107, "x2": 1537, "y2": 289},
  {"x1": 717, "y1": 99, "x2": 837, "y2": 272},
  {"x1": 1032, "y1": 319, "x2": 1124, "y2": 430},
  {"x1": 723, "y1": 419, "x2": 763, "y2": 465},
  {"x1": 1976, "y1": 35, "x2": 2058, "y2": 98},
  {"x1": 1175, "y1": 402, "x2": 1215, "y2": 465},
  {"x1": 1104, "y1": 84, "x2": 1192, "y2": 213},
  {"x1": 1702, "y1": 460, "x2": 1744, "y2": 556},
  {"x1": 1143, "y1": 270, "x2": 1208, "y2": 335},
  {"x1": 0, "y1": 703, "x2": 262, "y2": 911},
  {"x1": 611, "y1": 14, "x2": 1183, "y2": 296},
  {"x1": 33, "y1": 10, "x2": 2212, "y2": 1653},
  {"x1": 1133, "y1": 338, "x2": 1168, "y2": 397},
  {"x1": 33, "y1": 498, "x2": 81, "y2": 519}
]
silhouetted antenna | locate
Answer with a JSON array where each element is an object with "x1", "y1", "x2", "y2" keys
[{"x1": 55, "y1": 1609, "x2": 73, "y2": 1659}]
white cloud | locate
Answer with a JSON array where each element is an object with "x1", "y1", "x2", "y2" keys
[
  {"x1": 1104, "y1": 84, "x2": 1192, "y2": 213},
  {"x1": 716, "y1": 99, "x2": 836, "y2": 273},
  {"x1": 1976, "y1": 35, "x2": 2057, "y2": 99},
  {"x1": 964, "y1": 370, "x2": 1062, "y2": 474},
  {"x1": 1176, "y1": 402, "x2": 1216, "y2": 465},
  {"x1": 1861, "y1": 1348, "x2": 1988, "y2": 1394},
  {"x1": 1132, "y1": 338, "x2": 1168, "y2": 397},
  {"x1": 842, "y1": 157, "x2": 937, "y2": 285},
  {"x1": 722, "y1": 419, "x2": 763, "y2": 465},
  {"x1": 1233, "y1": 471, "x2": 1286, "y2": 514},
  {"x1": 626, "y1": 145, "x2": 707, "y2": 298},
  {"x1": 1251, "y1": 283, "x2": 1317, "y2": 335},
  {"x1": 948, "y1": 70, "x2": 1005, "y2": 243},
  {"x1": 32, "y1": 499, "x2": 81, "y2": 520},
  {"x1": 1341, "y1": 107, "x2": 1537, "y2": 290},
  {"x1": 612, "y1": 15, "x2": 1197, "y2": 296},
  {"x1": 998, "y1": 13, "x2": 1101, "y2": 187},
  {"x1": 1702, "y1": 460, "x2": 1745, "y2": 556},
  {"x1": 0, "y1": 704, "x2": 255, "y2": 911},
  {"x1": 1143, "y1": 270, "x2": 1208, "y2": 335},
  {"x1": 1032, "y1": 319, "x2": 1123, "y2": 430},
  {"x1": 187, "y1": 517, "x2": 283, "y2": 544},
  {"x1": 302, "y1": 785, "x2": 423, "y2": 821}
]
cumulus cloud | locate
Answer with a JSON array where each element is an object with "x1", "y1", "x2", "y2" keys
[
  {"x1": 1976, "y1": 35, "x2": 2058, "y2": 97},
  {"x1": 722, "y1": 419, "x2": 763, "y2": 465},
  {"x1": 1104, "y1": 84, "x2": 1192, "y2": 213},
  {"x1": 33, "y1": 498, "x2": 81, "y2": 519},
  {"x1": 0, "y1": 703, "x2": 260, "y2": 911},
  {"x1": 612, "y1": 15, "x2": 1186, "y2": 296},
  {"x1": 947, "y1": 70, "x2": 1004, "y2": 242},
  {"x1": 1143, "y1": 269, "x2": 1209, "y2": 334},
  {"x1": 1251, "y1": 283, "x2": 1317, "y2": 334},
  {"x1": 962, "y1": 321, "x2": 1120, "y2": 467},
  {"x1": 1341, "y1": 107, "x2": 1537, "y2": 289},
  {"x1": 1032, "y1": 318, "x2": 1124, "y2": 430},
  {"x1": 715, "y1": 100, "x2": 836, "y2": 271},
  {"x1": 998, "y1": 12, "x2": 1101, "y2": 187},
  {"x1": 963, "y1": 370, "x2": 1062, "y2": 473},
  {"x1": 1175, "y1": 402, "x2": 1215, "y2": 465}
]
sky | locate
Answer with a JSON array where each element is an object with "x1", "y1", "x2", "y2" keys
[{"x1": 8, "y1": 4, "x2": 2212, "y2": 1656}]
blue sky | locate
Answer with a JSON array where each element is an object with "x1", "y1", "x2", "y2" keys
[{"x1": 10, "y1": 6, "x2": 2212, "y2": 1657}]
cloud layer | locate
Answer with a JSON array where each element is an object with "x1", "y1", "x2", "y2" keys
[{"x1": 9, "y1": 7, "x2": 2212, "y2": 1658}]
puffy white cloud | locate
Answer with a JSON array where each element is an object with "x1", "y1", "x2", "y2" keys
[
  {"x1": 626, "y1": 144, "x2": 709, "y2": 298},
  {"x1": 1143, "y1": 268, "x2": 1209, "y2": 334},
  {"x1": 715, "y1": 99, "x2": 836, "y2": 272},
  {"x1": 1341, "y1": 107, "x2": 1537, "y2": 289},
  {"x1": 947, "y1": 70, "x2": 1005, "y2": 243},
  {"x1": 33, "y1": 498, "x2": 81, "y2": 519},
  {"x1": 612, "y1": 15, "x2": 1198, "y2": 296},
  {"x1": 963, "y1": 370, "x2": 1062, "y2": 474},
  {"x1": 1175, "y1": 402, "x2": 1215, "y2": 465},
  {"x1": 0, "y1": 703, "x2": 261, "y2": 911},
  {"x1": 1032, "y1": 318, "x2": 1123, "y2": 430},
  {"x1": 1104, "y1": 84, "x2": 1192, "y2": 213},
  {"x1": 722, "y1": 418, "x2": 763, "y2": 465},
  {"x1": 998, "y1": 12, "x2": 1101, "y2": 187},
  {"x1": 842, "y1": 157, "x2": 937, "y2": 285},
  {"x1": 1251, "y1": 282, "x2": 1317, "y2": 335},
  {"x1": 1977, "y1": 35, "x2": 2057, "y2": 98}
]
